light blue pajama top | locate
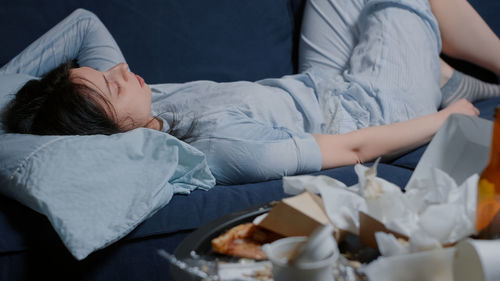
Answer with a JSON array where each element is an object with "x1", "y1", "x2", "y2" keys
[{"x1": 151, "y1": 74, "x2": 324, "y2": 184}]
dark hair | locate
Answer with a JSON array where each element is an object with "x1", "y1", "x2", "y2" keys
[
  {"x1": 2, "y1": 61, "x2": 197, "y2": 141},
  {"x1": 2, "y1": 60, "x2": 122, "y2": 135}
]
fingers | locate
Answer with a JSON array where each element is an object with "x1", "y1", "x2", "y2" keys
[
  {"x1": 461, "y1": 98, "x2": 480, "y2": 116},
  {"x1": 473, "y1": 105, "x2": 480, "y2": 116},
  {"x1": 444, "y1": 98, "x2": 480, "y2": 117}
]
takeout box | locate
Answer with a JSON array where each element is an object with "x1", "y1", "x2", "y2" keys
[
  {"x1": 358, "y1": 211, "x2": 408, "y2": 249},
  {"x1": 256, "y1": 191, "x2": 346, "y2": 241},
  {"x1": 256, "y1": 189, "x2": 400, "y2": 248},
  {"x1": 257, "y1": 191, "x2": 330, "y2": 236},
  {"x1": 256, "y1": 190, "x2": 408, "y2": 249}
]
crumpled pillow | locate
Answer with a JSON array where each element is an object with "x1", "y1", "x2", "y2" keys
[{"x1": 0, "y1": 129, "x2": 215, "y2": 260}]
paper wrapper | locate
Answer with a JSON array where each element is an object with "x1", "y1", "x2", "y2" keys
[
  {"x1": 363, "y1": 248, "x2": 455, "y2": 281},
  {"x1": 284, "y1": 162, "x2": 478, "y2": 255},
  {"x1": 282, "y1": 115, "x2": 495, "y2": 280},
  {"x1": 406, "y1": 114, "x2": 491, "y2": 188}
]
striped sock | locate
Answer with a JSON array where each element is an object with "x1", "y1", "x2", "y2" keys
[{"x1": 440, "y1": 70, "x2": 500, "y2": 108}]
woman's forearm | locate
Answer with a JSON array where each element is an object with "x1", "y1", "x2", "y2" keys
[
  {"x1": 345, "y1": 112, "x2": 445, "y2": 161},
  {"x1": 313, "y1": 112, "x2": 445, "y2": 169},
  {"x1": 314, "y1": 99, "x2": 479, "y2": 170}
]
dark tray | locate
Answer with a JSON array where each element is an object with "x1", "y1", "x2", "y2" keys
[
  {"x1": 170, "y1": 201, "x2": 379, "y2": 281},
  {"x1": 171, "y1": 202, "x2": 275, "y2": 280}
]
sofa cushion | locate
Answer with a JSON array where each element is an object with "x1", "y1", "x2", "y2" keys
[
  {"x1": 132, "y1": 163, "x2": 413, "y2": 238},
  {"x1": 0, "y1": 163, "x2": 412, "y2": 256}
]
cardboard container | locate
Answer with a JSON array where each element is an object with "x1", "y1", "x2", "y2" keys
[
  {"x1": 358, "y1": 211, "x2": 408, "y2": 249},
  {"x1": 257, "y1": 191, "x2": 331, "y2": 237}
]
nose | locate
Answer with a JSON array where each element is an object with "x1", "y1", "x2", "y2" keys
[{"x1": 106, "y1": 63, "x2": 129, "y2": 81}]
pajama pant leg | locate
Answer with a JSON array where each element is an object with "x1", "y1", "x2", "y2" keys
[
  {"x1": 345, "y1": 1, "x2": 443, "y2": 123},
  {"x1": 299, "y1": 0, "x2": 444, "y2": 134}
]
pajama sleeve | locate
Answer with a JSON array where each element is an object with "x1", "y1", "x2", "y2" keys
[
  {"x1": 190, "y1": 111, "x2": 322, "y2": 185},
  {"x1": 0, "y1": 9, "x2": 125, "y2": 76}
]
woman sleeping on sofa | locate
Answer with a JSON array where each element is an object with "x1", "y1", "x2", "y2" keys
[{"x1": 1, "y1": 0, "x2": 500, "y2": 184}]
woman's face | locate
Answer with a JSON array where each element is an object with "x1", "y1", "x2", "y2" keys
[{"x1": 70, "y1": 63, "x2": 154, "y2": 131}]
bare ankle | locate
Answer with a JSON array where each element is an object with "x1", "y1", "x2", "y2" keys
[{"x1": 440, "y1": 59, "x2": 454, "y2": 87}]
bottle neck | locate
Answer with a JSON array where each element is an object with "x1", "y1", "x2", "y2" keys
[{"x1": 488, "y1": 110, "x2": 500, "y2": 167}]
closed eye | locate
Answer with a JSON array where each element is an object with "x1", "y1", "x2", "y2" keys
[
  {"x1": 103, "y1": 75, "x2": 114, "y2": 97},
  {"x1": 115, "y1": 82, "x2": 122, "y2": 94}
]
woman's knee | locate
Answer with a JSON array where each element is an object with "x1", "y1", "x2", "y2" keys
[
  {"x1": 71, "y1": 8, "x2": 99, "y2": 21},
  {"x1": 67, "y1": 8, "x2": 103, "y2": 30}
]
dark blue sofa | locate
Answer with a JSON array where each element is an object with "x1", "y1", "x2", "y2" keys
[{"x1": 1, "y1": 0, "x2": 499, "y2": 280}]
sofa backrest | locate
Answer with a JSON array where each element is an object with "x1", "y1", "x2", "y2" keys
[
  {"x1": 1, "y1": 0, "x2": 305, "y2": 84},
  {"x1": 3, "y1": 0, "x2": 500, "y2": 84}
]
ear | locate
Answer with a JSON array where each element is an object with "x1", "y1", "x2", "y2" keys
[{"x1": 145, "y1": 117, "x2": 163, "y2": 131}]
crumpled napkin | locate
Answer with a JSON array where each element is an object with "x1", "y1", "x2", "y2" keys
[{"x1": 282, "y1": 160, "x2": 478, "y2": 256}]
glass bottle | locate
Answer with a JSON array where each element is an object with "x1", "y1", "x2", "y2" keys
[{"x1": 476, "y1": 107, "x2": 500, "y2": 239}]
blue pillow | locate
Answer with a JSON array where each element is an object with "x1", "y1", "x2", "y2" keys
[
  {"x1": 0, "y1": 75, "x2": 215, "y2": 260},
  {"x1": 0, "y1": 129, "x2": 215, "y2": 260}
]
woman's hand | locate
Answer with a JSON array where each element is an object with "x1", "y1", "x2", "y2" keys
[{"x1": 440, "y1": 98, "x2": 480, "y2": 118}]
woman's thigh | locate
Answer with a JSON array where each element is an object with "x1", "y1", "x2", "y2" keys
[
  {"x1": 345, "y1": 1, "x2": 443, "y2": 122},
  {"x1": 305, "y1": 0, "x2": 444, "y2": 134}
]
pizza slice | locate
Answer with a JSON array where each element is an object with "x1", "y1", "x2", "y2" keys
[{"x1": 211, "y1": 222, "x2": 283, "y2": 260}]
